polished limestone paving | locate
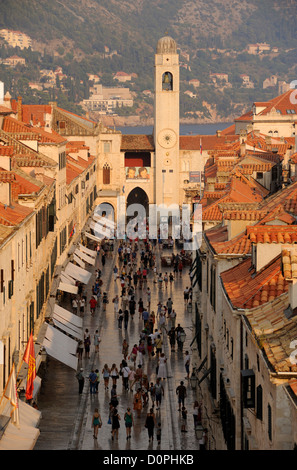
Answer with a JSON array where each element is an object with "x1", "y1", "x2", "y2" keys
[{"x1": 34, "y1": 241, "x2": 201, "y2": 451}]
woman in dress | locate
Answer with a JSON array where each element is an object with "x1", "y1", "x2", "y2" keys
[
  {"x1": 122, "y1": 339, "x2": 129, "y2": 361},
  {"x1": 157, "y1": 353, "x2": 167, "y2": 380},
  {"x1": 111, "y1": 408, "x2": 121, "y2": 441},
  {"x1": 102, "y1": 364, "x2": 110, "y2": 390},
  {"x1": 133, "y1": 388, "x2": 143, "y2": 416},
  {"x1": 92, "y1": 408, "x2": 102, "y2": 439}
]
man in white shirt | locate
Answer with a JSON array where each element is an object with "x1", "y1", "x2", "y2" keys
[{"x1": 121, "y1": 364, "x2": 131, "y2": 390}]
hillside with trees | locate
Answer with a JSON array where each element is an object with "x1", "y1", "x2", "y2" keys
[{"x1": 0, "y1": 0, "x2": 296, "y2": 123}]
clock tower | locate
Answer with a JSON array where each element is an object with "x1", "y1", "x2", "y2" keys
[{"x1": 154, "y1": 35, "x2": 180, "y2": 207}]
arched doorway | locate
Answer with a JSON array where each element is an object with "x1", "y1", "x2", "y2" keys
[
  {"x1": 126, "y1": 187, "x2": 149, "y2": 215},
  {"x1": 126, "y1": 187, "x2": 149, "y2": 238}
]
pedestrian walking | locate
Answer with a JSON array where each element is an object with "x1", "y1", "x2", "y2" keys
[
  {"x1": 76, "y1": 368, "x2": 84, "y2": 394},
  {"x1": 110, "y1": 364, "x2": 119, "y2": 386},
  {"x1": 124, "y1": 407, "x2": 134, "y2": 440},
  {"x1": 77, "y1": 340, "x2": 83, "y2": 360},
  {"x1": 121, "y1": 363, "x2": 131, "y2": 391},
  {"x1": 155, "y1": 378, "x2": 164, "y2": 410},
  {"x1": 102, "y1": 364, "x2": 110, "y2": 390},
  {"x1": 111, "y1": 408, "x2": 121, "y2": 441},
  {"x1": 118, "y1": 309, "x2": 124, "y2": 329},
  {"x1": 128, "y1": 367, "x2": 136, "y2": 391},
  {"x1": 157, "y1": 353, "x2": 167, "y2": 380},
  {"x1": 94, "y1": 330, "x2": 101, "y2": 353},
  {"x1": 89, "y1": 296, "x2": 97, "y2": 315},
  {"x1": 124, "y1": 309, "x2": 129, "y2": 330},
  {"x1": 184, "y1": 350, "x2": 190, "y2": 379},
  {"x1": 176, "y1": 381, "x2": 187, "y2": 411},
  {"x1": 168, "y1": 327, "x2": 176, "y2": 351},
  {"x1": 129, "y1": 344, "x2": 138, "y2": 365},
  {"x1": 72, "y1": 297, "x2": 78, "y2": 315},
  {"x1": 193, "y1": 401, "x2": 201, "y2": 428},
  {"x1": 84, "y1": 330, "x2": 91, "y2": 358},
  {"x1": 92, "y1": 408, "x2": 102, "y2": 439},
  {"x1": 110, "y1": 384, "x2": 119, "y2": 408},
  {"x1": 133, "y1": 388, "x2": 143, "y2": 416},
  {"x1": 145, "y1": 408, "x2": 156, "y2": 442},
  {"x1": 89, "y1": 370, "x2": 97, "y2": 394},
  {"x1": 122, "y1": 339, "x2": 129, "y2": 361},
  {"x1": 112, "y1": 294, "x2": 119, "y2": 314},
  {"x1": 155, "y1": 334, "x2": 163, "y2": 357},
  {"x1": 102, "y1": 292, "x2": 109, "y2": 311},
  {"x1": 149, "y1": 382, "x2": 156, "y2": 408}
]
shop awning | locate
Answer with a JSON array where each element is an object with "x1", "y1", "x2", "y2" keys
[
  {"x1": 89, "y1": 220, "x2": 114, "y2": 239},
  {"x1": 53, "y1": 305, "x2": 83, "y2": 341},
  {"x1": 53, "y1": 304, "x2": 83, "y2": 329},
  {"x1": 73, "y1": 253, "x2": 85, "y2": 269},
  {"x1": 58, "y1": 282, "x2": 78, "y2": 294},
  {"x1": 60, "y1": 273, "x2": 76, "y2": 285},
  {"x1": 79, "y1": 244, "x2": 97, "y2": 258},
  {"x1": 93, "y1": 215, "x2": 115, "y2": 230},
  {"x1": 85, "y1": 232, "x2": 103, "y2": 242},
  {"x1": 74, "y1": 248, "x2": 95, "y2": 266},
  {"x1": 64, "y1": 262, "x2": 91, "y2": 284},
  {"x1": 42, "y1": 324, "x2": 78, "y2": 370},
  {"x1": 0, "y1": 400, "x2": 41, "y2": 450}
]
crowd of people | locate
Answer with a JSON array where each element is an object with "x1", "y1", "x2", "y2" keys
[{"x1": 72, "y1": 234, "x2": 205, "y2": 448}]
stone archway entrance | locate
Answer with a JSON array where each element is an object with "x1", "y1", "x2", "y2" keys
[{"x1": 126, "y1": 187, "x2": 149, "y2": 216}]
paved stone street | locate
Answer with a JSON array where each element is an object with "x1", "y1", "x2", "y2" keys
[{"x1": 34, "y1": 239, "x2": 201, "y2": 451}]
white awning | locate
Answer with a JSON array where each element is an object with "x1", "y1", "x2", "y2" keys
[
  {"x1": 58, "y1": 282, "x2": 78, "y2": 294},
  {"x1": 84, "y1": 232, "x2": 103, "y2": 242},
  {"x1": 42, "y1": 324, "x2": 78, "y2": 370},
  {"x1": 93, "y1": 214, "x2": 115, "y2": 230},
  {"x1": 74, "y1": 248, "x2": 95, "y2": 266},
  {"x1": 52, "y1": 318, "x2": 83, "y2": 341},
  {"x1": 54, "y1": 304, "x2": 83, "y2": 329},
  {"x1": 64, "y1": 262, "x2": 91, "y2": 284},
  {"x1": 0, "y1": 422, "x2": 40, "y2": 450},
  {"x1": 73, "y1": 253, "x2": 85, "y2": 269},
  {"x1": 18, "y1": 399, "x2": 41, "y2": 428},
  {"x1": 89, "y1": 221, "x2": 113, "y2": 238},
  {"x1": 60, "y1": 273, "x2": 76, "y2": 285},
  {"x1": 79, "y1": 243, "x2": 97, "y2": 257}
]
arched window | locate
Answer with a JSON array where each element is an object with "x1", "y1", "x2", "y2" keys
[
  {"x1": 103, "y1": 163, "x2": 111, "y2": 185},
  {"x1": 162, "y1": 71, "x2": 173, "y2": 91}
]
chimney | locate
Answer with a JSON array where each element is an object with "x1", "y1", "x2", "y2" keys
[
  {"x1": 17, "y1": 96, "x2": 22, "y2": 121},
  {"x1": 216, "y1": 130, "x2": 222, "y2": 138},
  {"x1": 0, "y1": 177, "x2": 12, "y2": 206}
]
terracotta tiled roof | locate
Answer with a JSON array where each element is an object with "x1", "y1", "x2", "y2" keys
[
  {"x1": 2, "y1": 116, "x2": 66, "y2": 144},
  {"x1": 21, "y1": 104, "x2": 52, "y2": 127},
  {"x1": 247, "y1": 225, "x2": 297, "y2": 244},
  {"x1": 210, "y1": 230, "x2": 251, "y2": 256},
  {"x1": 244, "y1": 295, "x2": 297, "y2": 373},
  {"x1": 282, "y1": 246, "x2": 297, "y2": 280},
  {"x1": 0, "y1": 201, "x2": 33, "y2": 226},
  {"x1": 220, "y1": 255, "x2": 287, "y2": 309},
  {"x1": 179, "y1": 134, "x2": 237, "y2": 151},
  {"x1": 120, "y1": 134, "x2": 154, "y2": 151},
  {"x1": 0, "y1": 105, "x2": 14, "y2": 115}
]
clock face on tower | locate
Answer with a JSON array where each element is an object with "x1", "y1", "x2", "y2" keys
[{"x1": 158, "y1": 129, "x2": 177, "y2": 149}]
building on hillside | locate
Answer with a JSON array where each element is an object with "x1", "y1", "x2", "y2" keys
[
  {"x1": 3, "y1": 56, "x2": 26, "y2": 67},
  {"x1": 234, "y1": 90, "x2": 297, "y2": 137},
  {"x1": 0, "y1": 29, "x2": 32, "y2": 50}
]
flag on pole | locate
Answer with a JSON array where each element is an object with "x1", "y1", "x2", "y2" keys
[
  {"x1": 3, "y1": 363, "x2": 19, "y2": 426},
  {"x1": 23, "y1": 332, "x2": 36, "y2": 401},
  {"x1": 200, "y1": 137, "x2": 202, "y2": 155}
]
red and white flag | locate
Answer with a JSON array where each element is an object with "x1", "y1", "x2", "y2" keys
[
  {"x1": 3, "y1": 363, "x2": 19, "y2": 426},
  {"x1": 23, "y1": 332, "x2": 36, "y2": 401}
]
